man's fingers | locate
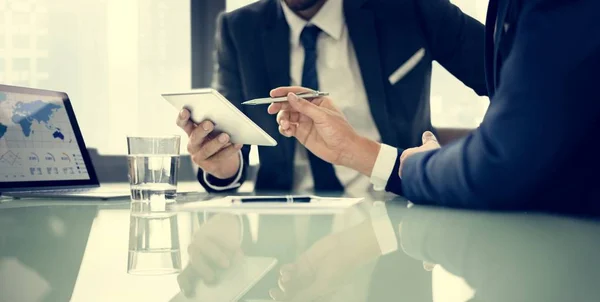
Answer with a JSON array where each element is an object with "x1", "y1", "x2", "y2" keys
[
  {"x1": 268, "y1": 102, "x2": 282, "y2": 115},
  {"x1": 269, "y1": 288, "x2": 287, "y2": 301},
  {"x1": 290, "y1": 111, "x2": 300, "y2": 123},
  {"x1": 268, "y1": 102, "x2": 292, "y2": 114},
  {"x1": 277, "y1": 110, "x2": 290, "y2": 125},
  {"x1": 193, "y1": 144, "x2": 241, "y2": 176},
  {"x1": 188, "y1": 246, "x2": 216, "y2": 283},
  {"x1": 207, "y1": 233, "x2": 241, "y2": 254},
  {"x1": 422, "y1": 131, "x2": 438, "y2": 145},
  {"x1": 287, "y1": 93, "x2": 327, "y2": 122},
  {"x1": 423, "y1": 262, "x2": 436, "y2": 271},
  {"x1": 187, "y1": 120, "x2": 215, "y2": 153},
  {"x1": 278, "y1": 272, "x2": 304, "y2": 296},
  {"x1": 276, "y1": 110, "x2": 300, "y2": 130},
  {"x1": 270, "y1": 263, "x2": 299, "y2": 300},
  {"x1": 267, "y1": 95, "x2": 324, "y2": 116},
  {"x1": 200, "y1": 144, "x2": 244, "y2": 169},
  {"x1": 270, "y1": 86, "x2": 314, "y2": 98},
  {"x1": 178, "y1": 265, "x2": 199, "y2": 298},
  {"x1": 176, "y1": 109, "x2": 196, "y2": 136},
  {"x1": 192, "y1": 240, "x2": 231, "y2": 269},
  {"x1": 310, "y1": 97, "x2": 327, "y2": 107},
  {"x1": 191, "y1": 133, "x2": 230, "y2": 161},
  {"x1": 279, "y1": 125, "x2": 296, "y2": 137},
  {"x1": 400, "y1": 148, "x2": 413, "y2": 163}
]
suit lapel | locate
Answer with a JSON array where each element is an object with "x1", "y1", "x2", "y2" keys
[
  {"x1": 344, "y1": 0, "x2": 397, "y2": 145},
  {"x1": 261, "y1": 0, "x2": 296, "y2": 163}
]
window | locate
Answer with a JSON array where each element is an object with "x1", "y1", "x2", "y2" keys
[
  {"x1": 0, "y1": 0, "x2": 191, "y2": 154},
  {"x1": 430, "y1": 0, "x2": 490, "y2": 129}
]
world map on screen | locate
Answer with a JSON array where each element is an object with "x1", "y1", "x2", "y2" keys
[{"x1": 0, "y1": 93, "x2": 66, "y2": 142}]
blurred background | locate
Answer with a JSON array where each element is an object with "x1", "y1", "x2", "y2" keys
[{"x1": 0, "y1": 0, "x2": 489, "y2": 158}]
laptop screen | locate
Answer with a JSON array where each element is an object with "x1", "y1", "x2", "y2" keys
[{"x1": 0, "y1": 84, "x2": 99, "y2": 190}]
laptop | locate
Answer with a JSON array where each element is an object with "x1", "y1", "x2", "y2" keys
[{"x1": 0, "y1": 84, "x2": 129, "y2": 200}]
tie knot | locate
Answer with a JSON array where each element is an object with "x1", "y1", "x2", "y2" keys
[{"x1": 300, "y1": 25, "x2": 321, "y2": 50}]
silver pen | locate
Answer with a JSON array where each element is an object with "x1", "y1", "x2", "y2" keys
[{"x1": 242, "y1": 91, "x2": 329, "y2": 105}]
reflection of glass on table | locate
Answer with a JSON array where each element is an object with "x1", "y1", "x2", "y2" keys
[{"x1": 128, "y1": 211, "x2": 182, "y2": 275}]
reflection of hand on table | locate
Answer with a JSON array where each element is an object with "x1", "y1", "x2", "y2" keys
[
  {"x1": 269, "y1": 220, "x2": 382, "y2": 301},
  {"x1": 177, "y1": 214, "x2": 243, "y2": 298},
  {"x1": 399, "y1": 221, "x2": 437, "y2": 272}
]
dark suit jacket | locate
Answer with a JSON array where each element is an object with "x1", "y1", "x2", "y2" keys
[
  {"x1": 200, "y1": 0, "x2": 486, "y2": 192},
  {"x1": 391, "y1": 0, "x2": 600, "y2": 215}
]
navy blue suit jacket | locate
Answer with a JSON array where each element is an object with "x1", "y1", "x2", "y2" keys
[
  {"x1": 199, "y1": 0, "x2": 486, "y2": 192},
  {"x1": 389, "y1": 0, "x2": 600, "y2": 214}
]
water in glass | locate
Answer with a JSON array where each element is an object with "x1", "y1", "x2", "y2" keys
[{"x1": 128, "y1": 154, "x2": 180, "y2": 203}]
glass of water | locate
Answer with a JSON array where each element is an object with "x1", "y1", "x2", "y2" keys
[{"x1": 127, "y1": 136, "x2": 181, "y2": 209}]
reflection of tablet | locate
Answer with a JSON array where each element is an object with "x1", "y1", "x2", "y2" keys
[
  {"x1": 162, "y1": 89, "x2": 277, "y2": 146},
  {"x1": 170, "y1": 256, "x2": 277, "y2": 302}
]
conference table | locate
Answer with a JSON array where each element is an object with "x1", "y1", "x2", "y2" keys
[{"x1": 1, "y1": 188, "x2": 599, "y2": 302}]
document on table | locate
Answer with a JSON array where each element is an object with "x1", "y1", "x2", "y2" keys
[{"x1": 174, "y1": 195, "x2": 364, "y2": 215}]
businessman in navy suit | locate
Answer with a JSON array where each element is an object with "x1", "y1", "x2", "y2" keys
[
  {"x1": 270, "y1": 0, "x2": 600, "y2": 214},
  {"x1": 176, "y1": 0, "x2": 486, "y2": 194}
]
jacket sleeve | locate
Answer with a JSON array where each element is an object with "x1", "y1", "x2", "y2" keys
[
  {"x1": 197, "y1": 12, "x2": 251, "y2": 193},
  {"x1": 414, "y1": 0, "x2": 488, "y2": 96},
  {"x1": 399, "y1": 0, "x2": 600, "y2": 209}
]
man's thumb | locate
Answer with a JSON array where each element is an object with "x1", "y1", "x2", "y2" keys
[
  {"x1": 287, "y1": 93, "x2": 326, "y2": 122},
  {"x1": 422, "y1": 131, "x2": 438, "y2": 144}
]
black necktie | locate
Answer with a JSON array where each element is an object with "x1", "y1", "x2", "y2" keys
[{"x1": 300, "y1": 25, "x2": 344, "y2": 192}]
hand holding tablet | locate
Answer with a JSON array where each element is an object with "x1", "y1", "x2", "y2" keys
[
  {"x1": 175, "y1": 108, "x2": 244, "y2": 180},
  {"x1": 165, "y1": 89, "x2": 277, "y2": 180}
]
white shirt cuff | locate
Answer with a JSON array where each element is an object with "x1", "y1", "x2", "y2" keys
[
  {"x1": 370, "y1": 201, "x2": 398, "y2": 255},
  {"x1": 202, "y1": 150, "x2": 243, "y2": 191},
  {"x1": 370, "y1": 143, "x2": 398, "y2": 191}
]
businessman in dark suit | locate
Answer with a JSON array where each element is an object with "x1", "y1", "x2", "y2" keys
[
  {"x1": 176, "y1": 0, "x2": 486, "y2": 194},
  {"x1": 270, "y1": 0, "x2": 600, "y2": 214}
]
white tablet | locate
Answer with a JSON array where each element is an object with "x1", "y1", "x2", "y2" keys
[{"x1": 163, "y1": 89, "x2": 277, "y2": 146}]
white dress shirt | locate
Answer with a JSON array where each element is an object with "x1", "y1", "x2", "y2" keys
[
  {"x1": 281, "y1": 0, "x2": 383, "y2": 196},
  {"x1": 206, "y1": 0, "x2": 396, "y2": 195}
]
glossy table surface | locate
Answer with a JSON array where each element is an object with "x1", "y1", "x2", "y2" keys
[{"x1": 1, "y1": 192, "x2": 599, "y2": 302}]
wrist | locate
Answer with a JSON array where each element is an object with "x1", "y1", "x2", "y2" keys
[{"x1": 340, "y1": 135, "x2": 380, "y2": 177}]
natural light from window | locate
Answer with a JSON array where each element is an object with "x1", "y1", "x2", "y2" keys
[{"x1": 0, "y1": 0, "x2": 191, "y2": 155}]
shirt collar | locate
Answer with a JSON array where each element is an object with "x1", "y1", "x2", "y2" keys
[{"x1": 280, "y1": 0, "x2": 345, "y2": 47}]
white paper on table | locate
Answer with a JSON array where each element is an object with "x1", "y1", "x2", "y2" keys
[{"x1": 174, "y1": 196, "x2": 364, "y2": 215}]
